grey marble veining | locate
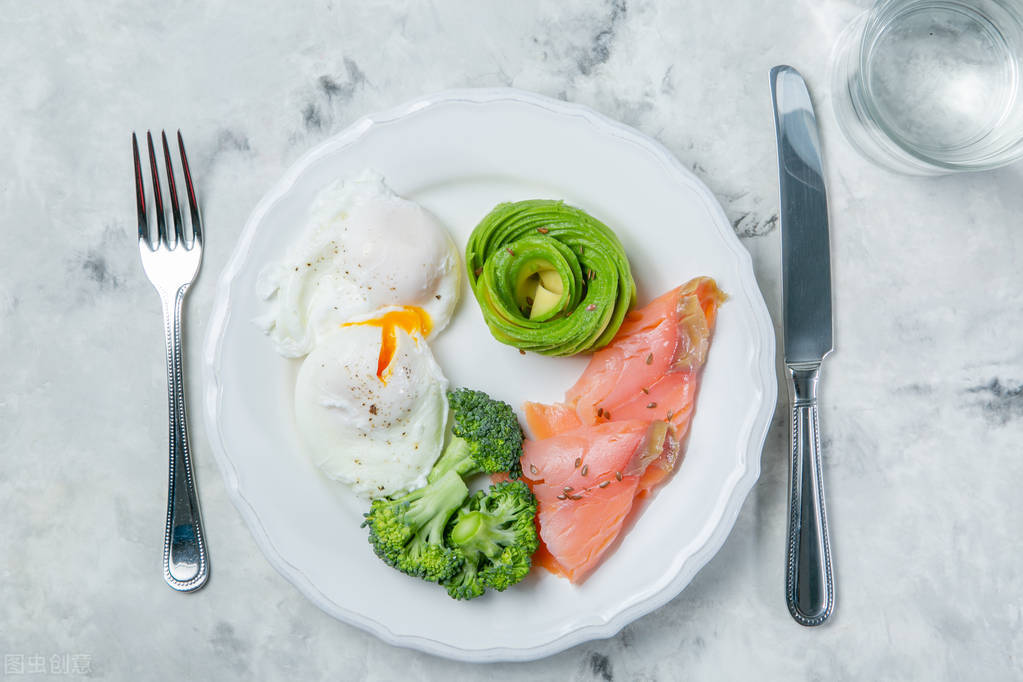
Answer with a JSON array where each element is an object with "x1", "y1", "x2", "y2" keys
[{"x1": 2, "y1": 0, "x2": 1023, "y2": 679}]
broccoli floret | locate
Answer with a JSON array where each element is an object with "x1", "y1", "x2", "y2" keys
[
  {"x1": 362, "y1": 387, "x2": 535, "y2": 598},
  {"x1": 479, "y1": 546, "x2": 535, "y2": 592},
  {"x1": 428, "y1": 388, "x2": 524, "y2": 483},
  {"x1": 443, "y1": 559, "x2": 486, "y2": 601},
  {"x1": 362, "y1": 469, "x2": 468, "y2": 583},
  {"x1": 442, "y1": 480, "x2": 539, "y2": 599}
]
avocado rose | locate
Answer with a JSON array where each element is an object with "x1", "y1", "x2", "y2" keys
[{"x1": 465, "y1": 200, "x2": 636, "y2": 356}]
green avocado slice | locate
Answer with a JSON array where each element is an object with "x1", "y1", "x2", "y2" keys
[{"x1": 465, "y1": 199, "x2": 636, "y2": 356}]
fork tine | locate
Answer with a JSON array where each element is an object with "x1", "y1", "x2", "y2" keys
[
  {"x1": 133, "y1": 132, "x2": 150, "y2": 247},
  {"x1": 146, "y1": 131, "x2": 168, "y2": 247},
  {"x1": 177, "y1": 131, "x2": 202, "y2": 245},
  {"x1": 161, "y1": 130, "x2": 185, "y2": 246}
]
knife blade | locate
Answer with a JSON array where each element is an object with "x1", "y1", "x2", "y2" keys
[
  {"x1": 773, "y1": 66, "x2": 833, "y2": 364},
  {"x1": 770, "y1": 64, "x2": 835, "y2": 627}
]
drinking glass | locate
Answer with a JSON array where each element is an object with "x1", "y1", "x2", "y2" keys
[{"x1": 831, "y1": 0, "x2": 1023, "y2": 174}]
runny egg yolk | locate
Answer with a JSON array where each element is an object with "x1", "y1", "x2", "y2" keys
[{"x1": 342, "y1": 307, "x2": 432, "y2": 382}]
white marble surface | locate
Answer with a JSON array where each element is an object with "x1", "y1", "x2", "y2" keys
[{"x1": 2, "y1": 0, "x2": 1022, "y2": 679}]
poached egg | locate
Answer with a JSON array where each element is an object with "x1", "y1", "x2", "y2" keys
[
  {"x1": 257, "y1": 170, "x2": 460, "y2": 357},
  {"x1": 293, "y1": 307, "x2": 448, "y2": 497}
]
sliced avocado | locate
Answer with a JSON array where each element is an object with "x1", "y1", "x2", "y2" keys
[
  {"x1": 530, "y1": 283, "x2": 562, "y2": 319},
  {"x1": 515, "y1": 276, "x2": 540, "y2": 312},
  {"x1": 539, "y1": 268, "x2": 563, "y2": 294},
  {"x1": 514, "y1": 258, "x2": 566, "y2": 317},
  {"x1": 514, "y1": 258, "x2": 555, "y2": 289}
]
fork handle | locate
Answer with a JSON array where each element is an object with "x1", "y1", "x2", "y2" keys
[
  {"x1": 785, "y1": 363, "x2": 834, "y2": 626},
  {"x1": 161, "y1": 284, "x2": 209, "y2": 591}
]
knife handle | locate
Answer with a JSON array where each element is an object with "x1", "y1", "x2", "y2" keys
[{"x1": 785, "y1": 363, "x2": 834, "y2": 626}]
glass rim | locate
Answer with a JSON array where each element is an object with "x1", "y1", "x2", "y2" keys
[{"x1": 846, "y1": 0, "x2": 1023, "y2": 172}]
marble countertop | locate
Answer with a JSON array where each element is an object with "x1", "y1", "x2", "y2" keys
[{"x1": 3, "y1": 0, "x2": 1022, "y2": 679}]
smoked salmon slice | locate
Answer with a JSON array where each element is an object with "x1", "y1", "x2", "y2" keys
[
  {"x1": 523, "y1": 401, "x2": 582, "y2": 440},
  {"x1": 521, "y1": 277, "x2": 725, "y2": 582}
]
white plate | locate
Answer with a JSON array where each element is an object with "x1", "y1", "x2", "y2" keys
[{"x1": 202, "y1": 88, "x2": 776, "y2": 662}]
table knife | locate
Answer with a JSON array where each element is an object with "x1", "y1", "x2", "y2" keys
[{"x1": 770, "y1": 65, "x2": 835, "y2": 626}]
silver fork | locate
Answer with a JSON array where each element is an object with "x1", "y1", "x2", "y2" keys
[{"x1": 133, "y1": 130, "x2": 209, "y2": 592}]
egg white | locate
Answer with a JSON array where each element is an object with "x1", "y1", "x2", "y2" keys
[
  {"x1": 257, "y1": 170, "x2": 461, "y2": 357},
  {"x1": 293, "y1": 324, "x2": 448, "y2": 498}
]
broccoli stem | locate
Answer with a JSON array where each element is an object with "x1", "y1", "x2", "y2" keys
[
  {"x1": 448, "y1": 511, "x2": 482, "y2": 546},
  {"x1": 427, "y1": 436, "x2": 475, "y2": 484},
  {"x1": 404, "y1": 468, "x2": 469, "y2": 531},
  {"x1": 449, "y1": 510, "x2": 517, "y2": 559}
]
